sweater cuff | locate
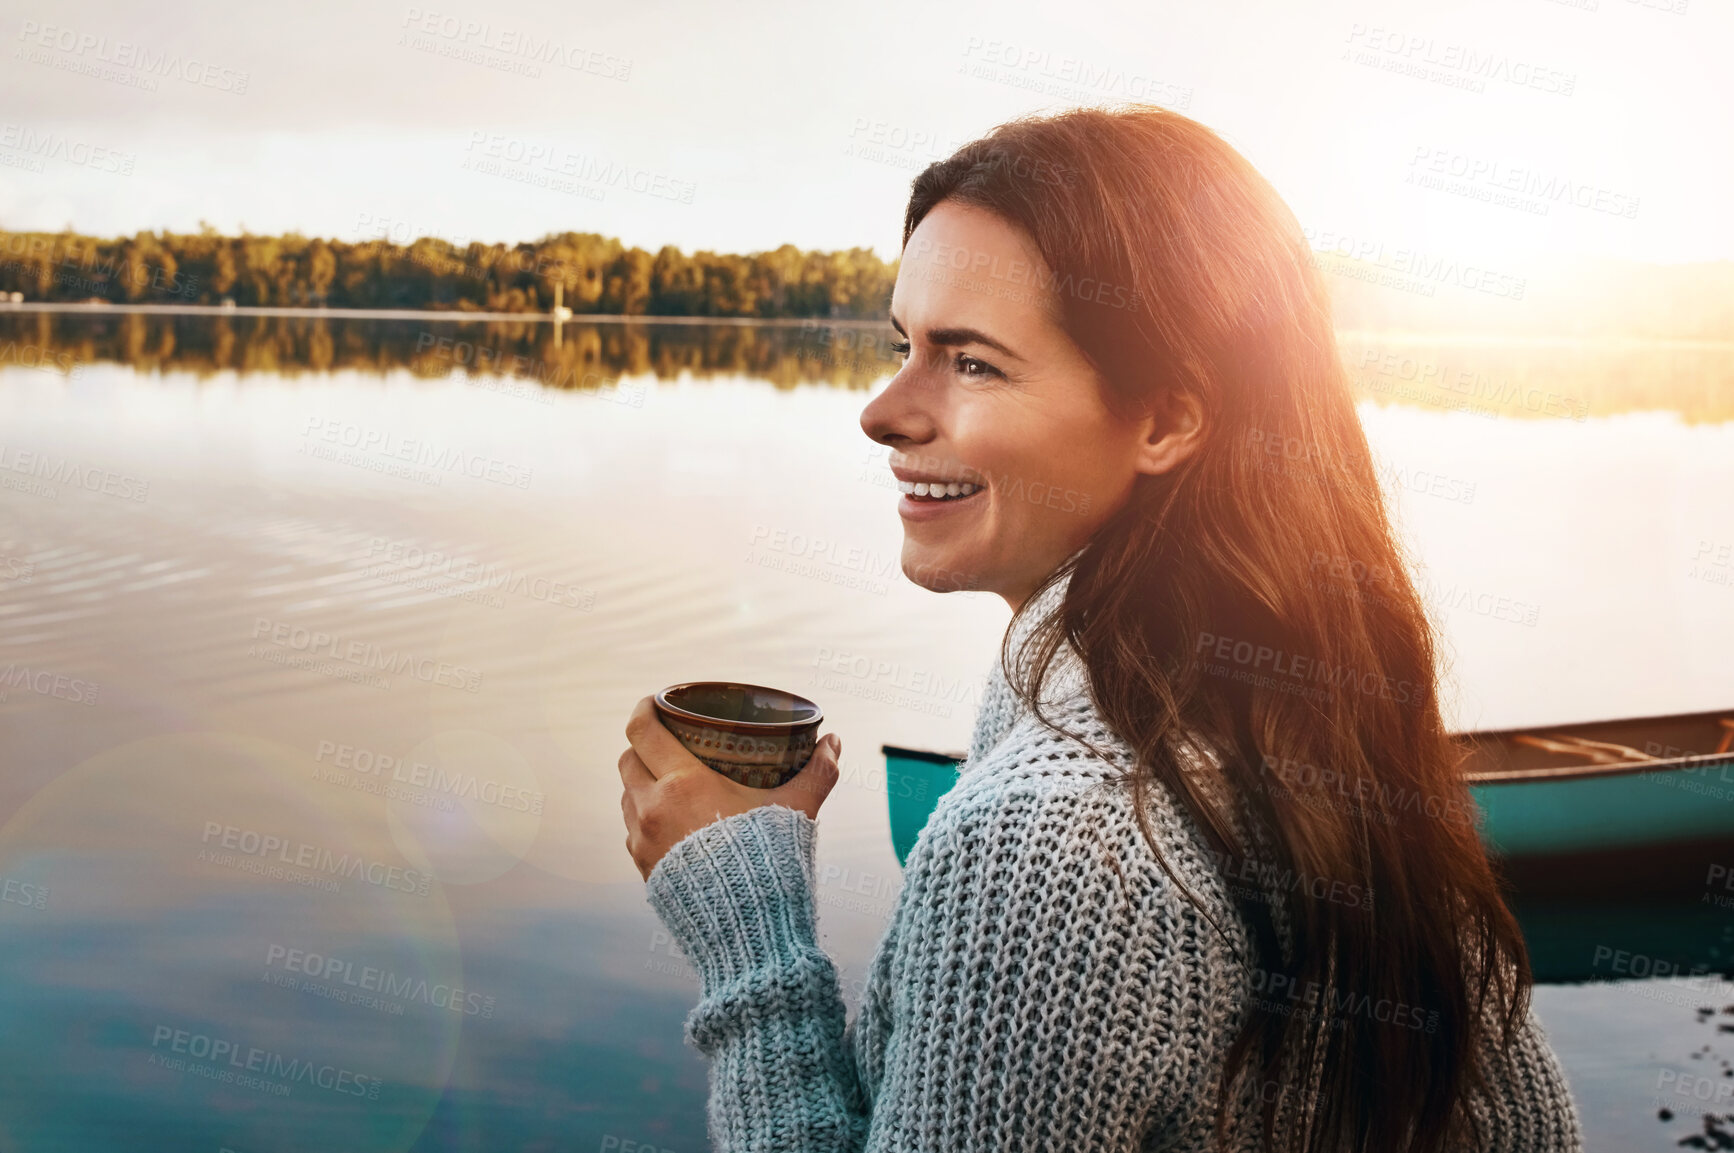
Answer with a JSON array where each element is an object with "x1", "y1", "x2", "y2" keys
[{"x1": 644, "y1": 803, "x2": 821, "y2": 990}]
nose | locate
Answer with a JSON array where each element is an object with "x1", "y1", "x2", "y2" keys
[{"x1": 860, "y1": 363, "x2": 937, "y2": 451}]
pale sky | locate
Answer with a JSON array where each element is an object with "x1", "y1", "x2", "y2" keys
[{"x1": 1, "y1": 0, "x2": 1728, "y2": 267}]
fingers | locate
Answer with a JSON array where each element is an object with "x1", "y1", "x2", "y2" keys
[
  {"x1": 624, "y1": 695, "x2": 701, "y2": 781},
  {"x1": 618, "y1": 744, "x2": 655, "y2": 791},
  {"x1": 773, "y1": 732, "x2": 842, "y2": 813},
  {"x1": 619, "y1": 762, "x2": 654, "y2": 880}
]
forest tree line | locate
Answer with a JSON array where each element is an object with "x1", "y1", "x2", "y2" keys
[
  {"x1": 2, "y1": 225, "x2": 1729, "y2": 341},
  {"x1": 0, "y1": 226, "x2": 899, "y2": 318}
]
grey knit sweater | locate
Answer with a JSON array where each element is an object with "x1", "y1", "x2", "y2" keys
[{"x1": 644, "y1": 574, "x2": 1585, "y2": 1151}]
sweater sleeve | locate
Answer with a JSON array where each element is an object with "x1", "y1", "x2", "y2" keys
[{"x1": 643, "y1": 803, "x2": 871, "y2": 1153}]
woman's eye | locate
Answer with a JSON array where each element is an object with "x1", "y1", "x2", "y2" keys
[
  {"x1": 885, "y1": 341, "x2": 1000, "y2": 379},
  {"x1": 956, "y1": 354, "x2": 1001, "y2": 379}
]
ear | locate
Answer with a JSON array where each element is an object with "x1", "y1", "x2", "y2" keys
[{"x1": 1132, "y1": 388, "x2": 1204, "y2": 477}]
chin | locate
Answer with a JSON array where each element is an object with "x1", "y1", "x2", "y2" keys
[{"x1": 902, "y1": 545, "x2": 984, "y2": 596}]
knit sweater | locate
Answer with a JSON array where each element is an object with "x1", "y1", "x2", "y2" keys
[{"x1": 643, "y1": 574, "x2": 1585, "y2": 1152}]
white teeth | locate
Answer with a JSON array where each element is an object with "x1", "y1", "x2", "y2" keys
[{"x1": 896, "y1": 479, "x2": 982, "y2": 499}]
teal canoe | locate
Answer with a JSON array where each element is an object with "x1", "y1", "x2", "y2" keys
[{"x1": 883, "y1": 705, "x2": 1734, "y2": 982}]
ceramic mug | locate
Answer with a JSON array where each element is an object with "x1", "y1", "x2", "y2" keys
[{"x1": 653, "y1": 681, "x2": 823, "y2": 789}]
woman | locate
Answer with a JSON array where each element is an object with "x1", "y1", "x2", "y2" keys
[{"x1": 618, "y1": 104, "x2": 1583, "y2": 1152}]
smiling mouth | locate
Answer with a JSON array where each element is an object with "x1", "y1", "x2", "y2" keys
[{"x1": 898, "y1": 480, "x2": 984, "y2": 503}]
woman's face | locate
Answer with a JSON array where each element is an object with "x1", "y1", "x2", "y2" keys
[{"x1": 860, "y1": 199, "x2": 1159, "y2": 612}]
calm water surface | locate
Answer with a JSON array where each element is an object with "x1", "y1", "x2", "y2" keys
[{"x1": 1, "y1": 317, "x2": 1732, "y2": 1151}]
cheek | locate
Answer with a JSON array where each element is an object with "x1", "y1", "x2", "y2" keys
[{"x1": 958, "y1": 404, "x2": 1117, "y2": 525}]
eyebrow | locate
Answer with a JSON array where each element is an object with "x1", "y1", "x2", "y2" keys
[{"x1": 888, "y1": 314, "x2": 1024, "y2": 363}]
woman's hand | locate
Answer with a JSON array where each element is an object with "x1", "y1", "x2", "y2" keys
[{"x1": 618, "y1": 695, "x2": 843, "y2": 881}]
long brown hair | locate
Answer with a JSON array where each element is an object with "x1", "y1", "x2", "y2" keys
[{"x1": 902, "y1": 105, "x2": 1531, "y2": 1152}]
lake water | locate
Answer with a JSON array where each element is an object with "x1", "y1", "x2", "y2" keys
[{"x1": 1, "y1": 312, "x2": 1732, "y2": 1151}]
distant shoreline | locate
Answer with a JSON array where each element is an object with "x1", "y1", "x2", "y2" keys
[
  {"x1": 5, "y1": 304, "x2": 1728, "y2": 349},
  {"x1": 0, "y1": 302, "x2": 890, "y2": 325}
]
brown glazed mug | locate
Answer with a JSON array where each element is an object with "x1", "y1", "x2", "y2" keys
[{"x1": 652, "y1": 681, "x2": 823, "y2": 789}]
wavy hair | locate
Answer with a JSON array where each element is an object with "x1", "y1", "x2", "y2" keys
[{"x1": 902, "y1": 105, "x2": 1530, "y2": 1152}]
